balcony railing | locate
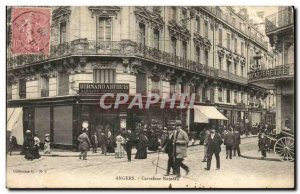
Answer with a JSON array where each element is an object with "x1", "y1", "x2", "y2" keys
[
  {"x1": 265, "y1": 8, "x2": 294, "y2": 33},
  {"x1": 248, "y1": 63, "x2": 294, "y2": 81},
  {"x1": 7, "y1": 39, "x2": 218, "y2": 78},
  {"x1": 216, "y1": 69, "x2": 248, "y2": 85},
  {"x1": 200, "y1": 6, "x2": 268, "y2": 49}
]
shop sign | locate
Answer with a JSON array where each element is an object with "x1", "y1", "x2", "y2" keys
[
  {"x1": 79, "y1": 83, "x2": 129, "y2": 94},
  {"x1": 249, "y1": 66, "x2": 289, "y2": 80}
]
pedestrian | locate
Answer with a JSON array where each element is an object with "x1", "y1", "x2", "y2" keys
[
  {"x1": 7, "y1": 135, "x2": 17, "y2": 156},
  {"x1": 135, "y1": 130, "x2": 148, "y2": 159},
  {"x1": 99, "y1": 131, "x2": 107, "y2": 155},
  {"x1": 224, "y1": 128, "x2": 235, "y2": 159},
  {"x1": 44, "y1": 133, "x2": 51, "y2": 154},
  {"x1": 161, "y1": 126, "x2": 175, "y2": 176},
  {"x1": 259, "y1": 132, "x2": 268, "y2": 158},
  {"x1": 106, "y1": 130, "x2": 115, "y2": 153},
  {"x1": 78, "y1": 128, "x2": 91, "y2": 160},
  {"x1": 202, "y1": 130, "x2": 210, "y2": 162},
  {"x1": 124, "y1": 129, "x2": 134, "y2": 162},
  {"x1": 32, "y1": 132, "x2": 41, "y2": 159},
  {"x1": 115, "y1": 133, "x2": 125, "y2": 158},
  {"x1": 23, "y1": 130, "x2": 34, "y2": 160},
  {"x1": 233, "y1": 130, "x2": 241, "y2": 157},
  {"x1": 205, "y1": 128, "x2": 223, "y2": 170},
  {"x1": 91, "y1": 131, "x2": 98, "y2": 153},
  {"x1": 173, "y1": 122, "x2": 190, "y2": 178}
]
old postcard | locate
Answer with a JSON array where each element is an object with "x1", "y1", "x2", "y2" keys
[{"x1": 6, "y1": 6, "x2": 295, "y2": 189}]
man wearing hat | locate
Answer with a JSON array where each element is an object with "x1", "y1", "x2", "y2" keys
[
  {"x1": 161, "y1": 125, "x2": 175, "y2": 176},
  {"x1": 173, "y1": 121, "x2": 190, "y2": 178},
  {"x1": 205, "y1": 128, "x2": 223, "y2": 170}
]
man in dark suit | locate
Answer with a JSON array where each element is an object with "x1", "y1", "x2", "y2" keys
[
  {"x1": 205, "y1": 128, "x2": 223, "y2": 170},
  {"x1": 161, "y1": 126, "x2": 175, "y2": 176},
  {"x1": 124, "y1": 129, "x2": 134, "y2": 162}
]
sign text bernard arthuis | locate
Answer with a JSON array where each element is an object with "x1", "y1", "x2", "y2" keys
[{"x1": 79, "y1": 83, "x2": 129, "y2": 94}]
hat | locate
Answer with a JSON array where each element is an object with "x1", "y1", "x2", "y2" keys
[
  {"x1": 175, "y1": 120, "x2": 182, "y2": 126},
  {"x1": 26, "y1": 130, "x2": 31, "y2": 134},
  {"x1": 45, "y1": 133, "x2": 50, "y2": 137}
]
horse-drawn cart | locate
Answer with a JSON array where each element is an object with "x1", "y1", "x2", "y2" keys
[{"x1": 267, "y1": 130, "x2": 294, "y2": 162}]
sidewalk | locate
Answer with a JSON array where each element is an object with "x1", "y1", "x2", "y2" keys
[
  {"x1": 241, "y1": 149, "x2": 281, "y2": 161},
  {"x1": 9, "y1": 134, "x2": 258, "y2": 157}
]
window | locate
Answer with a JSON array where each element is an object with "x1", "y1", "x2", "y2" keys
[
  {"x1": 205, "y1": 50, "x2": 209, "y2": 66},
  {"x1": 182, "y1": 41, "x2": 187, "y2": 59},
  {"x1": 139, "y1": 23, "x2": 146, "y2": 45},
  {"x1": 153, "y1": 29, "x2": 160, "y2": 49},
  {"x1": 40, "y1": 76, "x2": 49, "y2": 97},
  {"x1": 58, "y1": 71, "x2": 69, "y2": 96},
  {"x1": 151, "y1": 80, "x2": 160, "y2": 94},
  {"x1": 196, "y1": 47, "x2": 201, "y2": 64},
  {"x1": 218, "y1": 28, "x2": 222, "y2": 46},
  {"x1": 219, "y1": 57, "x2": 222, "y2": 70},
  {"x1": 97, "y1": 18, "x2": 112, "y2": 42},
  {"x1": 93, "y1": 69, "x2": 116, "y2": 83},
  {"x1": 204, "y1": 20, "x2": 208, "y2": 38},
  {"x1": 241, "y1": 92, "x2": 244, "y2": 103},
  {"x1": 202, "y1": 87, "x2": 206, "y2": 102},
  {"x1": 232, "y1": 17, "x2": 236, "y2": 27},
  {"x1": 234, "y1": 63, "x2": 237, "y2": 75},
  {"x1": 241, "y1": 65, "x2": 244, "y2": 77},
  {"x1": 171, "y1": 7, "x2": 177, "y2": 21},
  {"x1": 218, "y1": 88, "x2": 223, "y2": 102},
  {"x1": 171, "y1": 37, "x2": 177, "y2": 56},
  {"x1": 196, "y1": 16, "x2": 200, "y2": 33},
  {"x1": 170, "y1": 83, "x2": 176, "y2": 96},
  {"x1": 19, "y1": 78, "x2": 26, "y2": 99},
  {"x1": 181, "y1": 9, "x2": 188, "y2": 26},
  {"x1": 241, "y1": 42, "x2": 244, "y2": 56},
  {"x1": 227, "y1": 61, "x2": 231, "y2": 73},
  {"x1": 226, "y1": 89, "x2": 231, "y2": 103},
  {"x1": 7, "y1": 84, "x2": 12, "y2": 100},
  {"x1": 227, "y1": 33, "x2": 231, "y2": 49},
  {"x1": 239, "y1": 22, "x2": 242, "y2": 30},
  {"x1": 234, "y1": 38, "x2": 237, "y2": 53},
  {"x1": 234, "y1": 91, "x2": 238, "y2": 103},
  {"x1": 59, "y1": 21, "x2": 67, "y2": 44}
]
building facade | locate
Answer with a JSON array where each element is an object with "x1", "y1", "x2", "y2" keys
[
  {"x1": 249, "y1": 6, "x2": 294, "y2": 133},
  {"x1": 7, "y1": 6, "x2": 275, "y2": 148}
]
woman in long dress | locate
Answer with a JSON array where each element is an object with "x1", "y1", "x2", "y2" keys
[
  {"x1": 115, "y1": 133, "x2": 125, "y2": 158},
  {"x1": 23, "y1": 130, "x2": 34, "y2": 160},
  {"x1": 135, "y1": 130, "x2": 149, "y2": 159},
  {"x1": 106, "y1": 131, "x2": 115, "y2": 153}
]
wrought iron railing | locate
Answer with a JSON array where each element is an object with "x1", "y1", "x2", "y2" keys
[
  {"x1": 265, "y1": 8, "x2": 294, "y2": 33},
  {"x1": 216, "y1": 69, "x2": 248, "y2": 84},
  {"x1": 248, "y1": 63, "x2": 294, "y2": 81}
]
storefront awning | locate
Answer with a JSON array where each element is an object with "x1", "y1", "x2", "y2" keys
[
  {"x1": 7, "y1": 108, "x2": 23, "y2": 145},
  {"x1": 194, "y1": 105, "x2": 228, "y2": 123}
]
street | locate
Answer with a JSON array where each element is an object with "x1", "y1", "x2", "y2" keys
[{"x1": 6, "y1": 137, "x2": 294, "y2": 188}]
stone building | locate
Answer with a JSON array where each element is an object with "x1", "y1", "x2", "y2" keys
[{"x1": 7, "y1": 6, "x2": 275, "y2": 148}]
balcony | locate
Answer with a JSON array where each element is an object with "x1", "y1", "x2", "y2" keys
[
  {"x1": 265, "y1": 8, "x2": 294, "y2": 34},
  {"x1": 7, "y1": 39, "x2": 218, "y2": 78},
  {"x1": 248, "y1": 63, "x2": 294, "y2": 84},
  {"x1": 215, "y1": 69, "x2": 248, "y2": 85}
]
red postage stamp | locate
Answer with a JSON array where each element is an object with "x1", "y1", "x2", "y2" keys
[{"x1": 11, "y1": 7, "x2": 51, "y2": 55}]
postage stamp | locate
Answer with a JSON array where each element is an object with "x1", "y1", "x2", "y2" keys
[{"x1": 11, "y1": 7, "x2": 51, "y2": 55}]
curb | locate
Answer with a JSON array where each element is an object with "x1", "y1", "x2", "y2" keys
[{"x1": 240, "y1": 154, "x2": 281, "y2": 162}]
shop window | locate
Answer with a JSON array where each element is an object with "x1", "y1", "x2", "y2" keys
[
  {"x1": 7, "y1": 84, "x2": 12, "y2": 100},
  {"x1": 19, "y1": 78, "x2": 26, "y2": 99},
  {"x1": 97, "y1": 17, "x2": 112, "y2": 42},
  {"x1": 93, "y1": 69, "x2": 115, "y2": 83},
  {"x1": 59, "y1": 21, "x2": 67, "y2": 44},
  {"x1": 226, "y1": 89, "x2": 231, "y2": 103},
  {"x1": 58, "y1": 71, "x2": 69, "y2": 96},
  {"x1": 153, "y1": 29, "x2": 160, "y2": 49},
  {"x1": 40, "y1": 76, "x2": 49, "y2": 97},
  {"x1": 53, "y1": 106, "x2": 73, "y2": 145}
]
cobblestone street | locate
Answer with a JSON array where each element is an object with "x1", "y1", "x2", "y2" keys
[{"x1": 6, "y1": 137, "x2": 294, "y2": 188}]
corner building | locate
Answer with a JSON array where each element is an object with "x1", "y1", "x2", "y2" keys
[{"x1": 7, "y1": 6, "x2": 275, "y2": 149}]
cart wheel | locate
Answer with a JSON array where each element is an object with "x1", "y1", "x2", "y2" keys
[{"x1": 274, "y1": 137, "x2": 294, "y2": 162}]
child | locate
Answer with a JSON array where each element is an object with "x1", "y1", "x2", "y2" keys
[{"x1": 44, "y1": 133, "x2": 51, "y2": 154}]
